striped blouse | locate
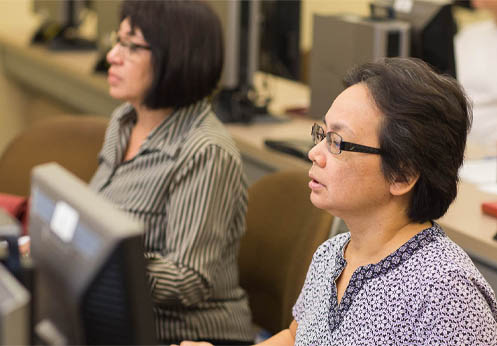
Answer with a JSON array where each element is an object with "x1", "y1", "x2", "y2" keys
[{"x1": 89, "y1": 100, "x2": 253, "y2": 343}]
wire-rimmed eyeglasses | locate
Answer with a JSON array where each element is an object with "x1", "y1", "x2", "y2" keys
[
  {"x1": 110, "y1": 31, "x2": 151, "y2": 59},
  {"x1": 311, "y1": 123, "x2": 383, "y2": 155}
]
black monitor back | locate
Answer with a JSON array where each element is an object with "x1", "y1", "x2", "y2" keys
[
  {"x1": 258, "y1": 0, "x2": 301, "y2": 81},
  {"x1": 29, "y1": 163, "x2": 156, "y2": 345}
]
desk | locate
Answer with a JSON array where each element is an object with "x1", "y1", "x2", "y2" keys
[
  {"x1": 438, "y1": 181, "x2": 497, "y2": 290},
  {"x1": 437, "y1": 142, "x2": 497, "y2": 290},
  {"x1": 229, "y1": 116, "x2": 313, "y2": 183},
  {"x1": 438, "y1": 143, "x2": 497, "y2": 266},
  {"x1": 0, "y1": 27, "x2": 313, "y2": 184},
  {"x1": 1, "y1": 25, "x2": 496, "y2": 291},
  {"x1": 439, "y1": 182, "x2": 497, "y2": 260}
]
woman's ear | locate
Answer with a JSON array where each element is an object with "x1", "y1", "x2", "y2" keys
[{"x1": 390, "y1": 173, "x2": 419, "y2": 197}]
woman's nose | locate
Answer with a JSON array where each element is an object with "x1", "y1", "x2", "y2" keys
[
  {"x1": 107, "y1": 44, "x2": 122, "y2": 65},
  {"x1": 308, "y1": 141, "x2": 326, "y2": 167}
]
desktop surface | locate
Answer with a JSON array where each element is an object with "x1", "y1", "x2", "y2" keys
[{"x1": 438, "y1": 180, "x2": 497, "y2": 264}]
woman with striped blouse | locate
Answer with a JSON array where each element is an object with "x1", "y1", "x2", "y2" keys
[{"x1": 89, "y1": 1, "x2": 253, "y2": 344}]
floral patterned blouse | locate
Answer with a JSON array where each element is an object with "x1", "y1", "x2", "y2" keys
[{"x1": 293, "y1": 223, "x2": 497, "y2": 345}]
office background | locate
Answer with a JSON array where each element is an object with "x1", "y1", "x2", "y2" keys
[
  {"x1": 0, "y1": 0, "x2": 493, "y2": 156},
  {"x1": 0, "y1": 0, "x2": 495, "y2": 291}
]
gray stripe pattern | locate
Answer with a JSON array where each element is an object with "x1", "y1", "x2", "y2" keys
[{"x1": 89, "y1": 100, "x2": 253, "y2": 342}]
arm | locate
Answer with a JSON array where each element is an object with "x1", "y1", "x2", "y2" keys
[
  {"x1": 416, "y1": 272, "x2": 497, "y2": 344},
  {"x1": 175, "y1": 320, "x2": 298, "y2": 346},
  {"x1": 145, "y1": 145, "x2": 246, "y2": 307}
]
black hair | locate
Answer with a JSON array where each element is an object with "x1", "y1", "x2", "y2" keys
[
  {"x1": 121, "y1": 0, "x2": 223, "y2": 109},
  {"x1": 344, "y1": 58, "x2": 472, "y2": 222}
]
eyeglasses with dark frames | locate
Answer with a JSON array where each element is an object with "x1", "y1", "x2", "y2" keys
[
  {"x1": 311, "y1": 123, "x2": 383, "y2": 155},
  {"x1": 111, "y1": 31, "x2": 151, "y2": 59}
]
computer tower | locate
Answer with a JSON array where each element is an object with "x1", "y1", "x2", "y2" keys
[{"x1": 309, "y1": 15, "x2": 410, "y2": 119}]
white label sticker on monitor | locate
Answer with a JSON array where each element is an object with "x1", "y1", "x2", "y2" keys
[
  {"x1": 394, "y1": 0, "x2": 413, "y2": 13},
  {"x1": 50, "y1": 201, "x2": 79, "y2": 242}
]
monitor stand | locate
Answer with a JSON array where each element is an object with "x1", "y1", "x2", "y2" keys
[{"x1": 213, "y1": 87, "x2": 287, "y2": 124}]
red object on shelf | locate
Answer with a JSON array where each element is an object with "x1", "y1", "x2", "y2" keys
[
  {"x1": 0, "y1": 193, "x2": 29, "y2": 235},
  {"x1": 481, "y1": 201, "x2": 497, "y2": 218}
]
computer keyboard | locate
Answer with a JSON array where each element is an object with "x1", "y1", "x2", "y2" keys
[{"x1": 264, "y1": 139, "x2": 313, "y2": 162}]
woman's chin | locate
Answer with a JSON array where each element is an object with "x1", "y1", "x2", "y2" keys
[
  {"x1": 309, "y1": 193, "x2": 326, "y2": 209},
  {"x1": 310, "y1": 193, "x2": 338, "y2": 214},
  {"x1": 108, "y1": 89, "x2": 126, "y2": 101}
]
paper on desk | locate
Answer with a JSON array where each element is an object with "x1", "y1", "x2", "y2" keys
[
  {"x1": 478, "y1": 183, "x2": 497, "y2": 195},
  {"x1": 459, "y1": 157, "x2": 497, "y2": 195}
]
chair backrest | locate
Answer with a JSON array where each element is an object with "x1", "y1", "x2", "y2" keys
[
  {"x1": 0, "y1": 116, "x2": 108, "y2": 197},
  {"x1": 238, "y1": 169, "x2": 334, "y2": 334}
]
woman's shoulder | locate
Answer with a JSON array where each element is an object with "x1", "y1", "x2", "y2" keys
[
  {"x1": 404, "y1": 227, "x2": 494, "y2": 297},
  {"x1": 110, "y1": 103, "x2": 134, "y2": 121},
  {"x1": 311, "y1": 232, "x2": 350, "y2": 264},
  {"x1": 188, "y1": 109, "x2": 241, "y2": 158},
  {"x1": 419, "y1": 229, "x2": 479, "y2": 275},
  {"x1": 414, "y1": 236, "x2": 497, "y2": 328}
]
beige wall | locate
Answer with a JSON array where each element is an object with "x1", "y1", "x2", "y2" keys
[
  {"x1": 0, "y1": 0, "x2": 34, "y2": 32},
  {"x1": 0, "y1": 0, "x2": 75, "y2": 155},
  {"x1": 0, "y1": 0, "x2": 33, "y2": 154}
]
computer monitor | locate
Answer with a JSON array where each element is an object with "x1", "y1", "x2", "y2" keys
[
  {"x1": 209, "y1": 0, "x2": 289, "y2": 123},
  {"x1": 0, "y1": 262, "x2": 30, "y2": 345},
  {"x1": 207, "y1": 0, "x2": 258, "y2": 91},
  {"x1": 32, "y1": 0, "x2": 96, "y2": 50},
  {"x1": 29, "y1": 162, "x2": 156, "y2": 345},
  {"x1": 209, "y1": 0, "x2": 301, "y2": 89},
  {"x1": 258, "y1": 1, "x2": 301, "y2": 82}
]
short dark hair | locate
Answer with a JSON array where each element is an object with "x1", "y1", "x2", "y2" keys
[
  {"x1": 121, "y1": 0, "x2": 223, "y2": 109},
  {"x1": 343, "y1": 58, "x2": 472, "y2": 223}
]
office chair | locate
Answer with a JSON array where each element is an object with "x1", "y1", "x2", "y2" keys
[
  {"x1": 238, "y1": 169, "x2": 334, "y2": 335},
  {"x1": 0, "y1": 115, "x2": 108, "y2": 197}
]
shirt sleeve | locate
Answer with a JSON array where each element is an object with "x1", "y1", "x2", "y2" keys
[
  {"x1": 415, "y1": 271, "x2": 497, "y2": 345},
  {"x1": 144, "y1": 144, "x2": 247, "y2": 307},
  {"x1": 292, "y1": 239, "x2": 334, "y2": 324}
]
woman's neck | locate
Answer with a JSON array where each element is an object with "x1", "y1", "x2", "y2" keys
[
  {"x1": 121, "y1": 103, "x2": 174, "y2": 162},
  {"x1": 133, "y1": 103, "x2": 174, "y2": 133},
  {"x1": 343, "y1": 210, "x2": 431, "y2": 266}
]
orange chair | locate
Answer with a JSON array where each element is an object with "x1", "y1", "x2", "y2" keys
[
  {"x1": 238, "y1": 169, "x2": 334, "y2": 335},
  {"x1": 0, "y1": 116, "x2": 108, "y2": 197}
]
